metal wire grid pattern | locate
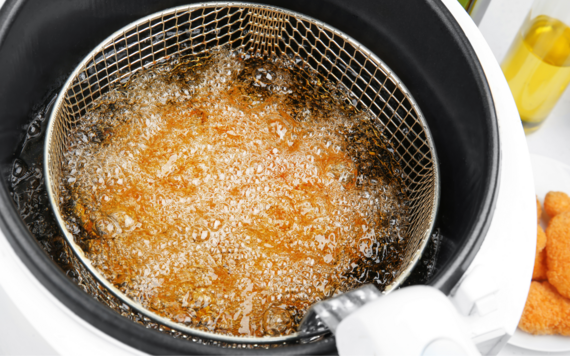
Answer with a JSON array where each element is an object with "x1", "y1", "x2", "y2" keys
[
  {"x1": 45, "y1": 2, "x2": 439, "y2": 343},
  {"x1": 64, "y1": 242, "x2": 329, "y2": 348}
]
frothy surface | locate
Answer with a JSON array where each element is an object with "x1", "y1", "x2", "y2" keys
[{"x1": 61, "y1": 49, "x2": 409, "y2": 337}]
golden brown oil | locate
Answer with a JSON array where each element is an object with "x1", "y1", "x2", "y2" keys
[
  {"x1": 59, "y1": 48, "x2": 410, "y2": 337},
  {"x1": 502, "y1": 15, "x2": 570, "y2": 133}
]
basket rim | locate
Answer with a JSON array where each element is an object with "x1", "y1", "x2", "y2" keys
[{"x1": 44, "y1": 1, "x2": 439, "y2": 344}]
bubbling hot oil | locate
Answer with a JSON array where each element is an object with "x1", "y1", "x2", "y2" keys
[{"x1": 60, "y1": 49, "x2": 409, "y2": 337}]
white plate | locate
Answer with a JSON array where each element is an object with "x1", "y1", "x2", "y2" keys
[{"x1": 507, "y1": 154, "x2": 570, "y2": 352}]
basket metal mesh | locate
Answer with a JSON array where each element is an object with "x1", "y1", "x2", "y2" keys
[{"x1": 45, "y1": 2, "x2": 439, "y2": 345}]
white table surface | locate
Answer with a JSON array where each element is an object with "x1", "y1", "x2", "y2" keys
[{"x1": 480, "y1": 1, "x2": 570, "y2": 355}]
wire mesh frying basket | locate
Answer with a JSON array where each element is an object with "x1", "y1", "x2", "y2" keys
[{"x1": 45, "y1": 2, "x2": 439, "y2": 345}]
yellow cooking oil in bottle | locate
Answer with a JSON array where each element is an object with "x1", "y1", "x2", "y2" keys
[{"x1": 502, "y1": 15, "x2": 570, "y2": 133}]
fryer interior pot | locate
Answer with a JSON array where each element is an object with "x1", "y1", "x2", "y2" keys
[
  {"x1": 44, "y1": 3, "x2": 440, "y2": 343},
  {"x1": 0, "y1": 0, "x2": 499, "y2": 354}
]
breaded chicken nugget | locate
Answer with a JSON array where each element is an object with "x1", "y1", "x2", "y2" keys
[
  {"x1": 532, "y1": 226, "x2": 548, "y2": 281},
  {"x1": 519, "y1": 281, "x2": 569, "y2": 335},
  {"x1": 544, "y1": 191, "x2": 570, "y2": 217},
  {"x1": 558, "y1": 307, "x2": 570, "y2": 336},
  {"x1": 537, "y1": 225, "x2": 546, "y2": 252},
  {"x1": 557, "y1": 298, "x2": 570, "y2": 336},
  {"x1": 533, "y1": 249, "x2": 548, "y2": 281},
  {"x1": 546, "y1": 211, "x2": 570, "y2": 299},
  {"x1": 537, "y1": 197, "x2": 542, "y2": 223}
]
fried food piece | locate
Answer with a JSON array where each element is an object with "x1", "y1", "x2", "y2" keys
[
  {"x1": 537, "y1": 197, "x2": 542, "y2": 223},
  {"x1": 544, "y1": 191, "x2": 570, "y2": 217},
  {"x1": 519, "y1": 281, "x2": 570, "y2": 335},
  {"x1": 546, "y1": 211, "x2": 570, "y2": 299},
  {"x1": 560, "y1": 303, "x2": 570, "y2": 336},
  {"x1": 537, "y1": 225, "x2": 546, "y2": 253},
  {"x1": 533, "y1": 249, "x2": 548, "y2": 281},
  {"x1": 532, "y1": 225, "x2": 548, "y2": 280}
]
